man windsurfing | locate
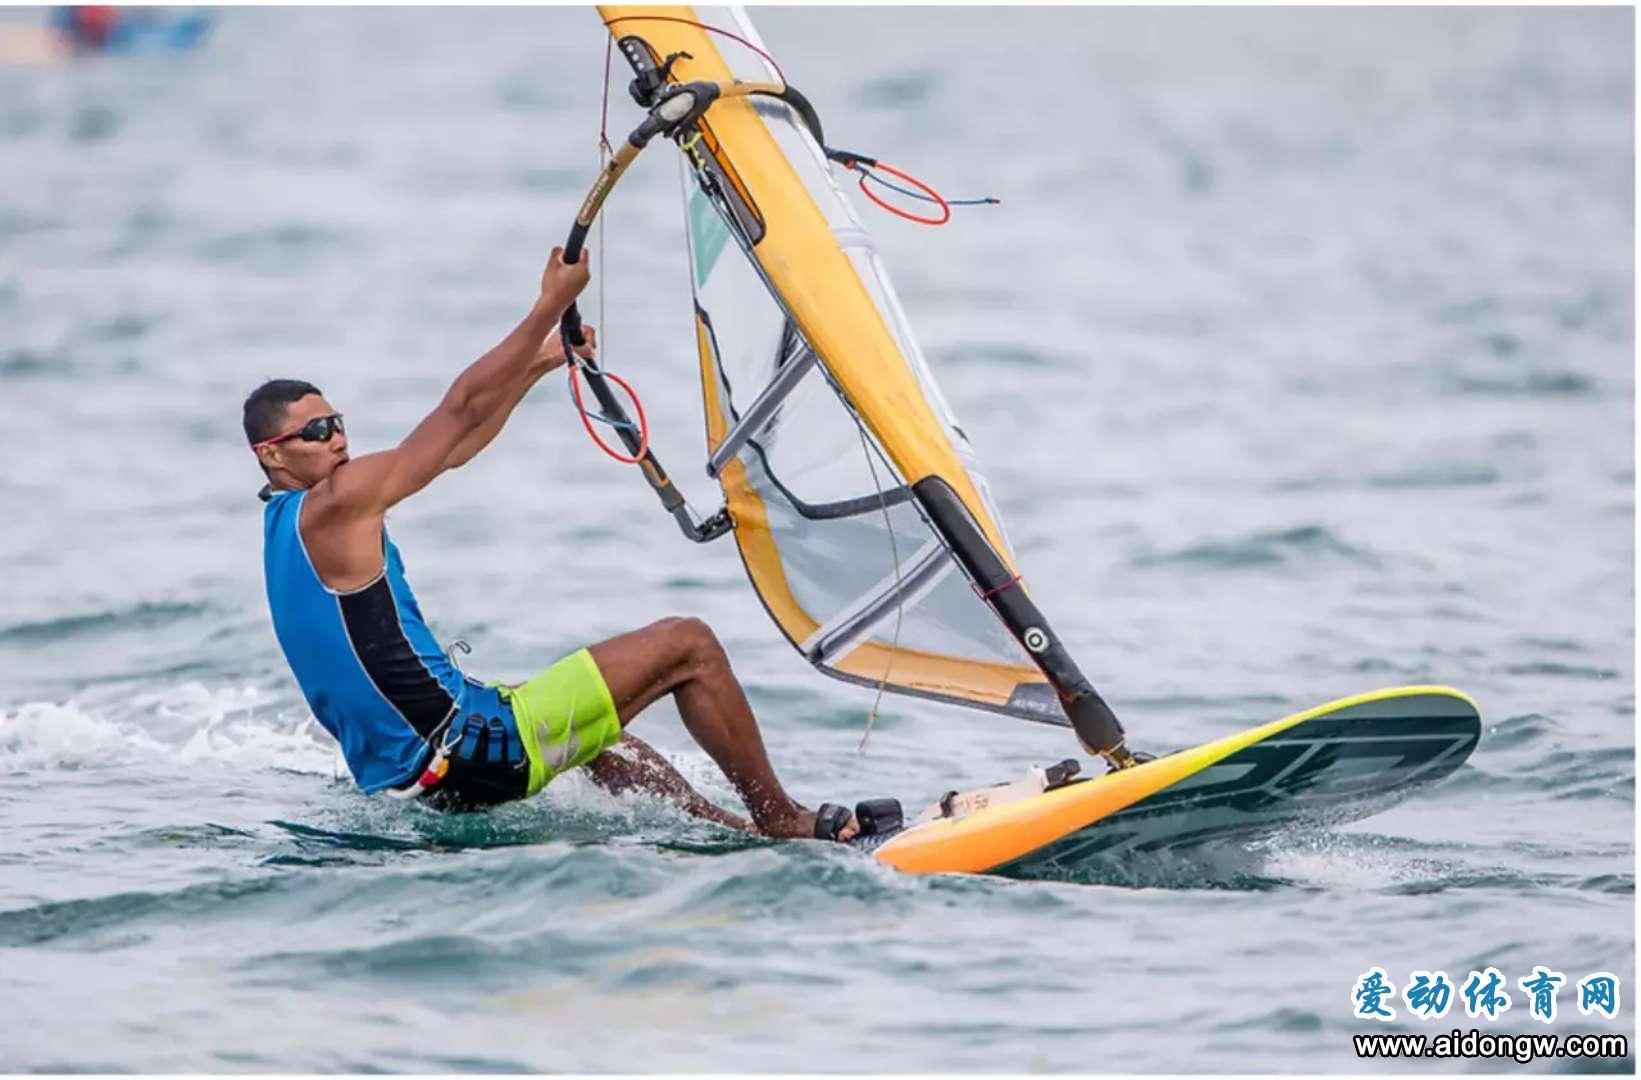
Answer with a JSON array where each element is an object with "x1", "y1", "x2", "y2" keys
[{"x1": 246, "y1": 250, "x2": 865, "y2": 841}]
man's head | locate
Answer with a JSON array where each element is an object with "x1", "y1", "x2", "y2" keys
[{"x1": 243, "y1": 379, "x2": 350, "y2": 489}]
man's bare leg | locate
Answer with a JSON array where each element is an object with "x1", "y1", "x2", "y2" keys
[
  {"x1": 582, "y1": 732, "x2": 753, "y2": 832},
  {"x1": 585, "y1": 616, "x2": 857, "y2": 840}
]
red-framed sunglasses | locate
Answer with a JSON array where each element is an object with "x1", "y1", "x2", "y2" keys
[{"x1": 252, "y1": 413, "x2": 345, "y2": 451}]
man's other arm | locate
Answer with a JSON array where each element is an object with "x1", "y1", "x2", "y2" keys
[
  {"x1": 327, "y1": 248, "x2": 591, "y2": 515},
  {"x1": 442, "y1": 324, "x2": 596, "y2": 472}
]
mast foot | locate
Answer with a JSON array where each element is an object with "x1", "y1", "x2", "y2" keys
[{"x1": 1096, "y1": 744, "x2": 1156, "y2": 772}]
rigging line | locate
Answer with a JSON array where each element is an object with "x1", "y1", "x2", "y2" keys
[
  {"x1": 598, "y1": 31, "x2": 615, "y2": 157},
  {"x1": 855, "y1": 423, "x2": 904, "y2": 755},
  {"x1": 569, "y1": 362, "x2": 650, "y2": 462},
  {"x1": 595, "y1": 26, "x2": 609, "y2": 420},
  {"x1": 565, "y1": 377, "x2": 638, "y2": 432},
  {"x1": 856, "y1": 165, "x2": 1000, "y2": 207},
  {"x1": 561, "y1": 26, "x2": 646, "y2": 453},
  {"x1": 830, "y1": 149, "x2": 1000, "y2": 209},
  {"x1": 596, "y1": 106, "x2": 607, "y2": 378}
]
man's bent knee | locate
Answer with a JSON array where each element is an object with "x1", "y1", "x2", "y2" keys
[
  {"x1": 649, "y1": 614, "x2": 712, "y2": 643},
  {"x1": 653, "y1": 615, "x2": 724, "y2": 666}
]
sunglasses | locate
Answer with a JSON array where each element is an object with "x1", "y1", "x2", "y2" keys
[{"x1": 252, "y1": 413, "x2": 345, "y2": 451}]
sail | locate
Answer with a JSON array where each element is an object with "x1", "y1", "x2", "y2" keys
[{"x1": 599, "y1": 5, "x2": 1071, "y2": 726}]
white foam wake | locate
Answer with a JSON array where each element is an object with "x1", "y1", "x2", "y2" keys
[{"x1": 0, "y1": 681, "x2": 339, "y2": 776}]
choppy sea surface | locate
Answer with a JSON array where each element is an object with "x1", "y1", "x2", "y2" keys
[{"x1": 0, "y1": 6, "x2": 1633, "y2": 1072}]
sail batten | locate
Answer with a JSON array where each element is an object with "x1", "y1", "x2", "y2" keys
[
  {"x1": 705, "y1": 330, "x2": 816, "y2": 476},
  {"x1": 801, "y1": 538, "x2": 952, "y2": 664}
]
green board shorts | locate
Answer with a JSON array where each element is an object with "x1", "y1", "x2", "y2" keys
[{"x1": 499, "y1": 647, "x2": 625, "y2": 798}]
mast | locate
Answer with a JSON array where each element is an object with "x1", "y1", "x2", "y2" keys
[{"x1": 913, "y1": 477, "x2": 1130, "y2": 762}]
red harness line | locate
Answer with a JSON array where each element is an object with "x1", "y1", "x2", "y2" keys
[{"x1": 569, "y1": 362, "x2": 651, "y2": 465}]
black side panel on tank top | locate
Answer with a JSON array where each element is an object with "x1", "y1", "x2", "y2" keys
[{"x1": 338, "y1": 577, "x2": 455, "y2": 741}]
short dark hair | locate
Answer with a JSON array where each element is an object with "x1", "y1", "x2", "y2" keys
[{"x1": 243, "y1": 379, "x2": 322, "y2": 445}]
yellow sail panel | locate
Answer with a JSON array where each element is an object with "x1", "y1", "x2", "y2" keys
[
  {"x1": 597, "y1": 5, "x2": 1016, "y2": 569},
  {"x1": 697, "y1": 309, "x2": 819, "y2": 644},
  {"x1": 629, "y1": 6, "x2": 1062, "y2": 723},
  {"x1": 833, "y1": 646, "x2": 1048, "y2": 709}
]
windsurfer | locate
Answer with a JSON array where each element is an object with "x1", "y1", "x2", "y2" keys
[{"x1": 246, "y1": 249, "x2": 863, "y2": 841}]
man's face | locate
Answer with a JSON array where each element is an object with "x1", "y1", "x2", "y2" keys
[{"x1": 258, "y1": 393, "x2": 350, "y2": 486}]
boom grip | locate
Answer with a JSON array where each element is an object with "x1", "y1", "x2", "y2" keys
[
  {"x1": 560, "y1": 303, "x2": 587, "y2": 352},
  {"x1": 560, "y1": 222, "x2": 593, "y2": 349}
]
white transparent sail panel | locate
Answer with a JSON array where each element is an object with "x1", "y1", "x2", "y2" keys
[
  {"x1": 686, "y1": 168, "x2": 1036, "y2": 677},
  {"x1": 856, "y1": 567, "x2": 1036, "y2": 664},
  {"x1": 709, "y1": 5, "x2": 1019, "y2": 553},
  {"x1": 675, "y1": 7, "x2": 1045, "y2": 706}
]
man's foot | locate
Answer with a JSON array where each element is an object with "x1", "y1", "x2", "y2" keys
[
  {"x1": 758, "y1": 804, "x2": 860, "y2": 842},
  {"x1": 805, "y1": 799, "x2": 903, "y2": 843},
  {"x1": 812, "y1": 803, "x2": 860, "y2": 843}
]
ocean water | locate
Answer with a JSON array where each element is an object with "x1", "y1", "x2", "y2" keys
[{"x1": 0, "y1": 5, "x2": 1633, "y2": 1072}]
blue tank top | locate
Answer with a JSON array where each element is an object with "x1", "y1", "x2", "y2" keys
[{"x1": 261, "y1": 488, "x2": 498, "y2": 793}]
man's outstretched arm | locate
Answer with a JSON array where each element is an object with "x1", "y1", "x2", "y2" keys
[
  {"x1": 324, "y1": 248, "x2": 591, "y2": 516},
  {"x1": 442, "y1": 325, "x2": 596, "y2": 472}
]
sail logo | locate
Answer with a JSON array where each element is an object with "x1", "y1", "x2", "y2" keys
[
  {"x1": 688, "y1": 186, "x2": 731, "y2": 287},
  {"x1": 1022, "y1": 627, "x2": 1049, "y2": 653}
]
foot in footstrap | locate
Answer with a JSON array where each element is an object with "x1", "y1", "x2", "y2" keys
[
  {"x1": 853, "y1": 797, "x2": 903, "y2": 836},
  {"x1": 813, "y1": 803, "x2": 853, "y2": 841},
  {"x1": 813, "y1": 798, "x2": 904, "y2": 841}
]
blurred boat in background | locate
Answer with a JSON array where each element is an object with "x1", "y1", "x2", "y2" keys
[{"x1": 1, "y1": 5, "x2": 212, "y2": 64}]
